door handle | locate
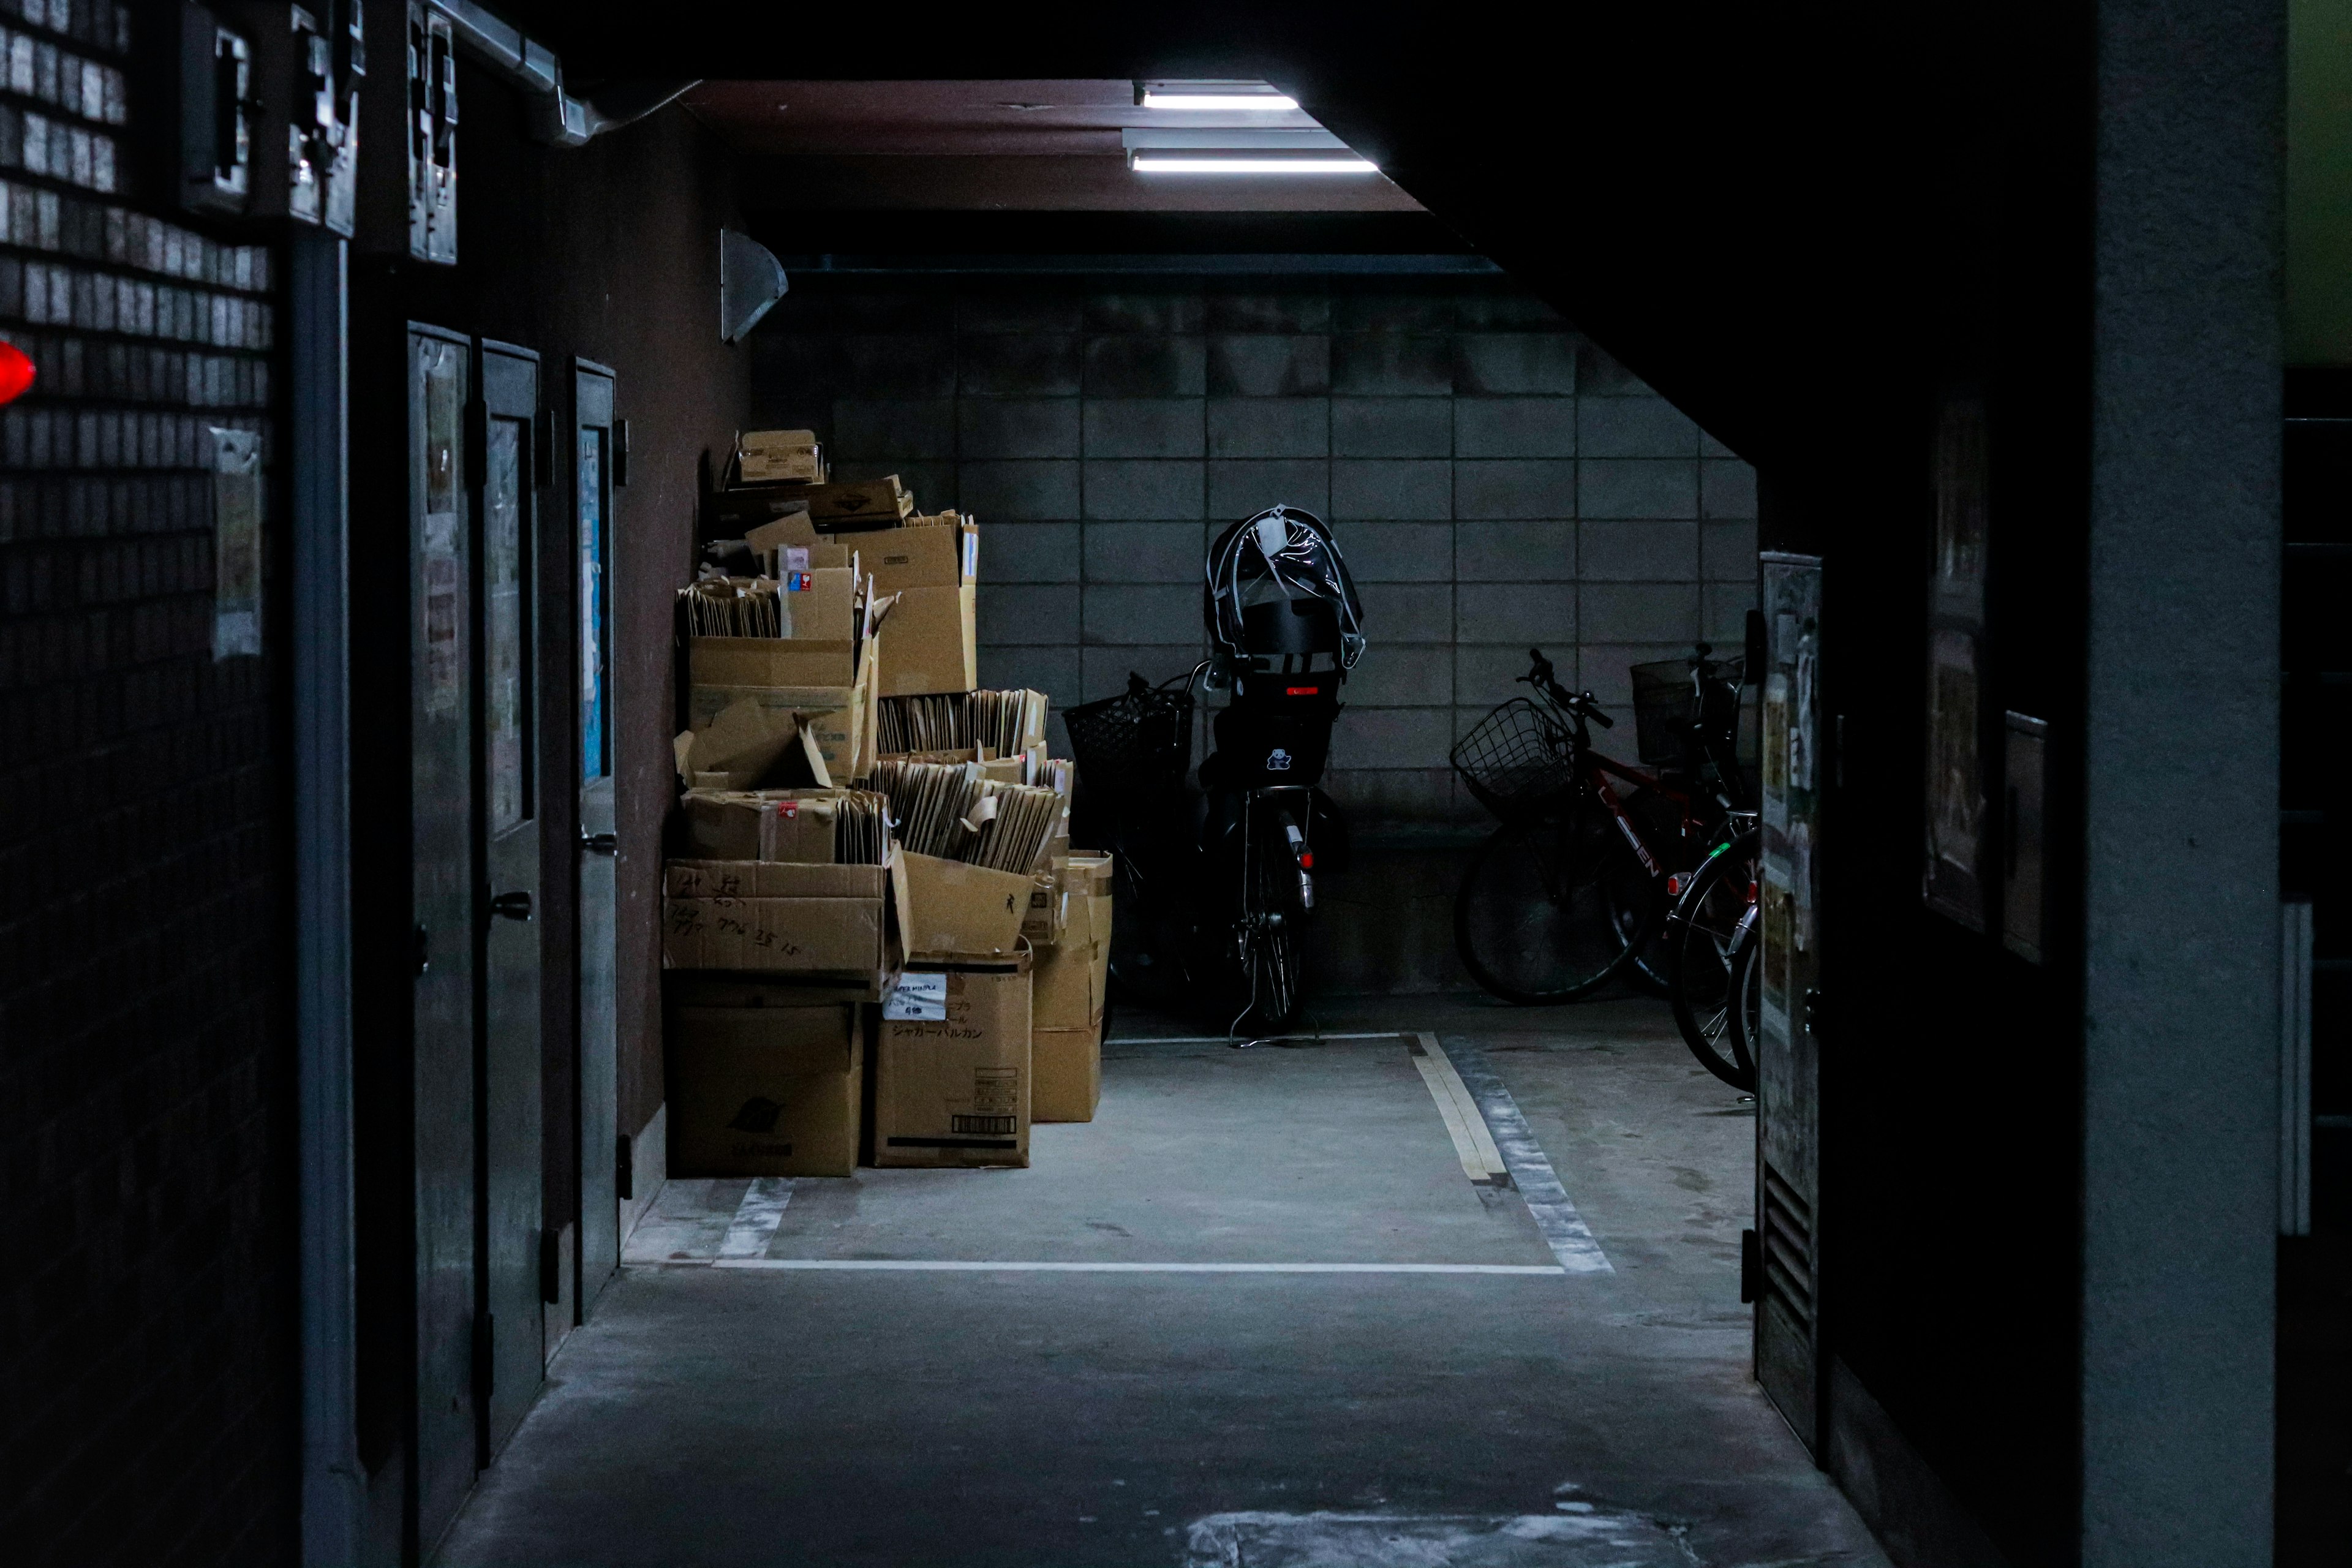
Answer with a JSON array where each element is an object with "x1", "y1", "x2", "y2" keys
[
  {"x1": 580, "y1": 831, "x2": 617, "y2": 854},
  {"x1": 489, "y1": 891, "x2": 533, "y2": 922}
]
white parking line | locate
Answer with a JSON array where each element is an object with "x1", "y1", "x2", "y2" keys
[
  {"x1": 706, "y1": 1259, "x2": 1566, "y2": 1275},
  {"x1": 716, "y1": 1177, "x2": 794, "y2": 1260},
  {"x1": 1440, "y1": 1039, "x2": 1615, "y2": 1275}
]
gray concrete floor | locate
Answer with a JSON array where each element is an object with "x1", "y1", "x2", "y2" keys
[{"x1": 435, "y1": 995, "x2": 1889, "y2": 1567}]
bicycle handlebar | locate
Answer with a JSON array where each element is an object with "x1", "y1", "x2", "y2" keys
[{"x1": 1517, "y1": 647, "x2": 1613, "y2": 727}]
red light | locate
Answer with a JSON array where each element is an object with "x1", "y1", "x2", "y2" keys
[
  {"x1": 1299, "y1": 851, "x2": 1314, "y2": 869},
  {"x1": 1284, "y1": 685, "x2": 1317, "y2": 695},
  {"x1": 0, "y1": 342, "x2": 34, "y2": 405}
]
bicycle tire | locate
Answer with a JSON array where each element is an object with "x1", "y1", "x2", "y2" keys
[
  {"x1": 1210, "y1": 794, "x2": 1310, "y2": 1033},
  {"x1": 1454, "y1": 801, "x2": 1652, "y2": 1004},
  {"x1": 1724, "y1": 904, "x2": 1762, "y2": 1080},
  {"x1": 1664, "y1": 829, "x2": 1760, "y2": 1090}
]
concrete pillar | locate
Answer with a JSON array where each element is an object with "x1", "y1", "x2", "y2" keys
[{"x1": 2083, "y1": 2, "x2": 2280, "y2": 1562}]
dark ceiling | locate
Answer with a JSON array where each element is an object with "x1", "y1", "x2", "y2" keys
[{"x1": 502, "y1": 4, "x2": 2030, "y2": 469}]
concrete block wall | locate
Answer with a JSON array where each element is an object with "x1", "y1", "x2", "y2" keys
[
  {"x1": 0, "y1": 2, "x2": 298, "y2": 1562},
  {"x1": 746, "y1": 275, "x2": 1757, "y2": 827}
]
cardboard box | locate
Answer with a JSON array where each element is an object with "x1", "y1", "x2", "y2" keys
[
  {"x1": 807, "y1": 475, "x2": 913, "y2": 531},
  {"x1": 864, "y1": 515, "x2": 976, "y2": 597},
  {"x1": 667, "y1": 990, "x2": 861, "y2": 1177},
  {"x1": 900, "y1": 851, "x2": 1033, "y2": 960},
  {"x1": 875, "y1": 959, "x2": 1031, "y2": 1167},
  {"x1": 692, "y1": 631, "x2": 857, "y2": 692},
  {"x1": 662, "y1": 853, "x2": 908, "y2": 989},
  {"x1": 734, "y1": 429, "x2": 825, "y2": 486},
  {"x1": 1031, "y1": 1022, "x2": 1102, "y2": 1125},
  {"x1": 710, "y1": 487, "x2": 812, "y2": 539},
  {"x1": 1031, "y1": 926, "x2": 1103, "y2": 1033},
  {"x1": 1023, "y1": 851, "x2": 1112, "y2": 947},
  {"x1": 687, "y1": 617, "x2": 878, "y2": 786},
  {"x1": 875, "y1": 582, "x2": 976, "y2": 697},
  {"x1": 1020, "y1": 862, "x2": 1066, "y2": 946},
  {"x1": 677, "y1": 789, "x2": 872, "y2": 864}
]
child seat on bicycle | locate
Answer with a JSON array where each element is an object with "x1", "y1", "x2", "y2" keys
[{"x1": 1199, "y1": 506, "x2": 1365, "y2": 791}]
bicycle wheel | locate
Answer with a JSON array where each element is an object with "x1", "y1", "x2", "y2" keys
[
  {"x1": 1616, "y1": 786, "x2": 1706, "y2": 995},
  {"x1": 1724, "y1": 904, "x2": 1762, "y2": 1080},
  {"x1": 1455, "y1": 799, "x2": 1653, "y2": 1003},
  {"x1": 1220, "y1": 798, "x2": 1308, "y2": 1032},
  {"x1": 1665, "y1": 829, "x2": 1760, "y2": 1090}
]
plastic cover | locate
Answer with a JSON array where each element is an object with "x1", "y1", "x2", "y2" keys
[{"x1": 1204, "y1": 505, "x2": 1365, "y2": 668}]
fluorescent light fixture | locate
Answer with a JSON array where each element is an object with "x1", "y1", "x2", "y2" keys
[
  {"x1": 1120, "y1": 126, "x2": 1376, "y2": 176},
  {"x1": 1136, "y1": 79, "x2": 1298, "y2": 112},
  {"x1": 1131, "y1": 154, "x2": 1376, "y2": 175}
]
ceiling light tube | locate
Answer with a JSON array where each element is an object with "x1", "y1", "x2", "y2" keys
[
  {"x1": 1140, "y1": 91, "x2": 1300, "y2": 111},
  {"x1": 1136, "y1": 79, "x2": 1298, "y2": 112},
  {"x1": 1129, "y1": 154, "x2": 1378, "y2": 175}
]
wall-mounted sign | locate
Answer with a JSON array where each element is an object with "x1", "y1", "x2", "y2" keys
[{"x1": 1924, "y1": 393, "x2": 1989, "y2": 928}]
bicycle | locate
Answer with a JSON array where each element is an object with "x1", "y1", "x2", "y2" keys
[
  {"x1": 1068, "y1": 505, "x2": 1363, "y2": 1040},
  {"x1": 1450, "y1": 647, "x2": 1744, "y2": 1006},
  {"x1": 1662, "y1": 816, "x2": 1760, "y2": 1089}
]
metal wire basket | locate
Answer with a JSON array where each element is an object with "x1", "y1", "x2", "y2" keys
[
  {"x1": 1450, "y1": 698, "x2": 1578, "y2": 818},
  {"x1": 1065, "y1": 672, "x2": 1196, "y2": 797},
  {"x1": 1630, "y1": 654, "x2": 1744, "y2": 768}
]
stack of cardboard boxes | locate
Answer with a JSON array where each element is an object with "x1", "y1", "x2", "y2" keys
[{"x1": 662, "y1": 431, "x2": 1112, "y2": 1181}]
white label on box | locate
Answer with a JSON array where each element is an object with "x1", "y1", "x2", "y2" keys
[
  {"x1": 884, "y1": 972, "x2": 948, "y2": 1021},
  {"x1": 962, "y1": 530, "x2": 978, "y2": 581},
  {"x1": 785, "y1": 546, "x2": 809, "y2": 571}
]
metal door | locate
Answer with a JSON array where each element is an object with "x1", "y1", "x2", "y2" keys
[
  {"x1": 1755, "y1": 552, "x2": 1825, "y2": 1450},
  {"x1": 475, "y1": 341, "x2": 543, "y2": 1457},
  {"x1": 574, "y1": 362, "x2": 620, "y2": 1313},
  {"x1": 408, "y1": 325, "x2": 477, "y2": 1541}
]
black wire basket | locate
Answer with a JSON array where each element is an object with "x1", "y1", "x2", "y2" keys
[
  {"x1": 1630, "y1": 654, "x2": 1744, "y2": 768},
  {"x1": 1450, "y1": 698, "x2": 1578, "y2": 818},
  {"x1": 1065, "y1": 672, "x2": 1197, "y2": 797}
]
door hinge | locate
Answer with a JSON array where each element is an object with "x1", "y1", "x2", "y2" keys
[
  {"x1": 616, "y1": 1133, "x2": 633, "y2": 1202},
  {"x1": 472, "y1": 1314, "x2": 494, "y2": 1398},
  {"x1": 1740, "y1": 1228, "x2": 1761, "y2": 1304},
  {"x1": 1803, "y1": 988, "x2": 1823, "y2": 1035},
  {"x1": 540, "y1": 1229, "x2": 562, "y2": 1305},
  {"x1": 413, "y1": 923, "x2": 431, "y2": 976}
]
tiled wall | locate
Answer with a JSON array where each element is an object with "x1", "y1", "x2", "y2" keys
[
  {"x1": 0, "y1": 2, "x2": 298, "y2": 1562},
  {"x1": 746, "y1": 274, "x2": 1757, "y2": 826}
]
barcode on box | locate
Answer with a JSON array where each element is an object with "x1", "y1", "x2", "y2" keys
[{"x1": 951, "y1": 1115, "x2": 1016, "y2": 1136}]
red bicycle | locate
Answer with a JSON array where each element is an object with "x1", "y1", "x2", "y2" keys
[{"x1": 1450, "y1": 647, "x2": 1740, "y2": 1003}]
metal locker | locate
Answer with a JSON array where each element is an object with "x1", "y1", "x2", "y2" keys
[
  {"x1": 573, "y1": 361, "x2": 620, "y2": 1314},
  {"x1": 407, "y1": 323, "x2": 478, "y2": 1544},
  {"x1": 475, "y1": 340, "x2": 546, "y2": 1459}
]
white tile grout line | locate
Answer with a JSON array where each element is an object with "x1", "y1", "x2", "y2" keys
[
  {"x1": 717, "y1": 1177, "x2": 795, "y2": 1261},
  {"x1": 705, "y1": 1260, "x2": 1565, "y2": 1275},
  {"x1": 1438, "y1": 1035, "x2": 1615, "y2": 1275}
]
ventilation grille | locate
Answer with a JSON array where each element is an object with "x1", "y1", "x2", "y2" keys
[{"x1": 1761, "y1": 1162, "x2": 1815, "y2": 1332}]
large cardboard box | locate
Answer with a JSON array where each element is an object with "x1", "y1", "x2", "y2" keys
[
  {"x1": 807, "y1": 475, "x2": 913, "y2": 531},
  {"x1": 864, "y1": 515, "x2": 976, "y2": 597},
  {"x1": 668, "y1": 990, "x2": 861, "y2": 1177},
  {"x1": 875, "y1": 959, "x2": 1031, "y2": 1167},
  {"x1": 1031, "y1": 859, "x2": 1109, "y2": 1122},
  {"x1": 734, "y1": 428, "x2": 825, "y2": 486},
  {"x1": 876, "y1": 582, "x2": 976, "y2": 697},
  {"x1": 661, "y1": 854, "x2": 908, "y2": 993},
  {"x1": 900, "y1": 851, "x2": 1032, "y2": 960},
  {"x1": 687, "y1": 617, "x2": 877, "y2": 786},
  {"x1": 1030, "y1": 942, "x2": 1104, "y2": 1125}
]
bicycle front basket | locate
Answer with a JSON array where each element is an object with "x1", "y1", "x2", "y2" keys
[
  {"x1": 1629, "y1": 658, "x2": 1698, "y2": 768},
  {"x1": 1450, "y1": 698, "x2": 1578, "y2": 818},
  {"x1": 1065, "y1": 673, "x2": 1196, "y2": 796}
]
